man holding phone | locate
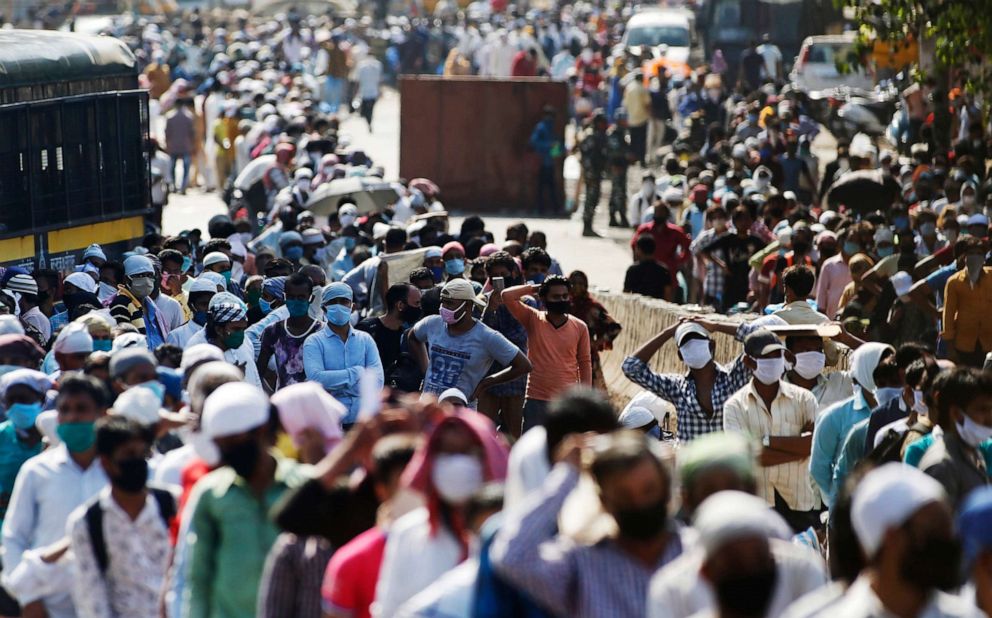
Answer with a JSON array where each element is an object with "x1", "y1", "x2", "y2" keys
[{"x1": 501, "y1": 275, "x2": 593, "y2": 432}]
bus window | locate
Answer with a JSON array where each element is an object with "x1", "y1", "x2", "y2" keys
[
  {"x1": 118, "y1": 93, "x2": 147, "y2": 213},
  {"x1": 0, "y1": 108, "x2": 32, "y2": 234},
  {"x1": 63, "y1": 99, "x2": 102, "y2": 222},
  {"x1": 98, "y1": 97, "x2": 123, "y2": 218},
  {"x1": 29, "y1": 105, "x2": 69, "y2": 228}
]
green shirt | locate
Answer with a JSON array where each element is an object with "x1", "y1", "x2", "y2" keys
[
  {"x1": 0, "y1": 421, "x2": 42, "y2": 527},
  {"x1": 186, "y1": 452, "x2": 310, "y2": 618}
]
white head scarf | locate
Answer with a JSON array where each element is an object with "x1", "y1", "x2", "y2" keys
[{"x1": 849, "y1": 342, "x2": 894, "y2": 393}]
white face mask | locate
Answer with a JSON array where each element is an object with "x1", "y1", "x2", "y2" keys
[
  {"x1": 754, "y1": 177, "x2": 770, "y2": 191},
  {"x1": 753, "y1": 355, "x2": 785, "y2": 385},
  {"x1": 339, "y1": 214, "x2": 357, "y2": 229},
  {"x1": 581, "y1": 49, "x2": 593, "y2": 63},
  {"x1": 296, "y1": 179, "x2": 310, "y2": 191},
  {"x1": 956, "y1": 414, "x2": 992, "y2": 449},
  {"x1": 913, "y1": 389, "x2": 928, "y2": 418},
  {"x1": 431, "y1": 453, "x2": 484, "y2": 504},
  {"x1": 875, "y1": 387, "x2": 903, "y2": 408},
  {"x1": 679, "y1": 339, "x2": 712, "y2": 370},
  {"x1": 792, "y1": 351, "x2": 826, "y2": 380}
]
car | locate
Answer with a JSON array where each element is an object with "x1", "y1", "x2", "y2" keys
[
  {"x1": 790, "y1": 33, "x2": 874, "y2": 94},
  {"x1": 622, "y1": 8, "x2": 696, "y2": 65}
]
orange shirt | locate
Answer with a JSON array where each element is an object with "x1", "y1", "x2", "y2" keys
[
  {"x1": 942, "y1": 268, "x2": 992, "y2": 353},
  {"x1": 504, "y1": 287, "x2": 592, "y2": 401}
]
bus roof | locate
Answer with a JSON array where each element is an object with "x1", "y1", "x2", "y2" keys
[{"x1": 0, "y1": 30, "x2": 137, "y2": 89}]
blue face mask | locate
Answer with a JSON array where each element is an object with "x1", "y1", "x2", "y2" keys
[
  {"x1": 136, "y1": 380, "x2": 165, "y2": 403},
  {"x1": 843, "y1": 241, "x2": 861, "y2": 255},
  {"x1": 284, "y1": 246, "x2": 304, "y2": 261},
  {"x1": 530, "y1": 273, "x2": 546, "y2": 285},
  {"x1": 344, "y1": 237, "x2": 357, "y2": 251},
  {"x1": 286, "y1": 299, "x2": 310, "y2": 318},
  {"x1": 324, "y1": 304, "x2": 352, "y2": 326},
  {"x1": 430, "y1": 266, "x2": 444, "y2": 283},
  {"x1": 181, "y1": 255, "x2": 193, "y2": 274},
  {"x1": 6, "y1": 402, "x2": 42, "y2": 431},
  {"x1": 444, "y1": 258, "x2": 465, "y2": 276},
  {"x1": 259, "y1": 297, "x2": 272, "y2": 313},
  {"x1": 92, "y1": 339, "x2": 112, "y2": 352},
  {"x1": 192, "y1": 310, "x2": 209, "y2": 326},
  {"x1": 220, "y1": 270, "x2": 232, "y2": 285},
  {"x1": 877, "y1": 246, "x2": 895, "y2": 258}
]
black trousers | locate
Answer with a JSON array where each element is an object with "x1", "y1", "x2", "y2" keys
[{"x1": 536, "y1": 164, "x2": 560, "y2": 214}]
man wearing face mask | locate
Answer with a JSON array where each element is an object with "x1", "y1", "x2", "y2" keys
[
  {"x1": 502, "y1": 275, "x2": 592, "y2": 432},
  {"x1": 628, "y1": 171, "x2": 661, "y2": 230},
  {"x1": 632, "y1": 199, "x2": 692, "y2": 278},
  {"x1": 0, "y1": 369, "x2": 53, "y2": 529},
  {"x1": 67, "y1": 415, "x2": 174, "y2": 618},
  {"x1": 723, "y1": 329, "x2": 820, "y2": 531},
  {"x1": 625, "y1": 318, "x2": 754, "y2": 441},
  {"x1": 649, "y1": 491, "x2": 828, "y2": 618},
  {"x1": 187, "y1": 292, "x2": 263, "y2": 388},
  {"x1": 493, "y1": 430, "x2": 692, "y2": 617},
  {"x1": 833, "y1": 463, "x2": 974, "y2": 618},
  {"x1": 279, "y1": 230, "x2": 306, "y2": 266},
  {"x1": 2, "y1": 375, "x2": 109, "y2": 618},
  {"x1": 303, "y1": 283, "x2": 383, "y2": 427},
  {"x1": 166, "y1": 277, "x2": 217, "y2": 348},
  {"x1": 109, "y1": 255, "x2": 169, "y2": 350},
  {"x1": 773, "y1": 324, "x2": 856, "y2": 413},
  {"x1": 919, "y1": 367, "x2": 992, "y2": 509},
  {"x1": 410, "y1": 279, "x2": 530, "y2": 406},
  {"x1": 941, "y1": 240, "x2": 992, "y2": 367},
  {"x1": 185, "y1": 383, "x2": 309, "y2": 618}
]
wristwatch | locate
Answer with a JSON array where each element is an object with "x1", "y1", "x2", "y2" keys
[{"x1": 762, "y1": 435, "x2": 770, "y2": 447}]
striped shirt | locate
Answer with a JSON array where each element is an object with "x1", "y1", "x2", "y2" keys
[
  {"x1": 492, "y1": 464, "x2": 690, "y2": 618},
  {"x1": 258, "y1": 534, "x2": 334, "y2": 618},
  {"x1": 723, "y1": 380, "x2": 820, "y2": 511}
]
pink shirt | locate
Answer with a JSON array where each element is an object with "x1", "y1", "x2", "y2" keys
[
  {"x1": 815, "y1": 254, "x2": 852, "y2": 318},
  {"x1": 322, "y1": 527, "x2": 387, "y2": 618}
]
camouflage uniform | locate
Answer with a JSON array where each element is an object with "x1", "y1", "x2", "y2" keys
[
  {"x1": 606, "y1": 124, "x2": 633, "y2": 227},
  {"x1": 579, "y1": 126, "x2": 608, "y2": 227}
]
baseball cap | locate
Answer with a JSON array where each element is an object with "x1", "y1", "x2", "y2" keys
[
  {"x1": 441, "y1": 279, "x2": 486, "y2": 310},
  {"x1": 674, "y1": 322, "x2": 710, "y2": 347},
  {"x1": 743, "y1": 328, "x2": 786, "y2": 358}
]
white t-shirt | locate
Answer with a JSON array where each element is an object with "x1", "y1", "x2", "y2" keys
[
  {"x1": 186, "y1": 329, "x2": 262, "y2": 387},
  {"x1": 757, "y1": 43, "x2": 782, "y2": 80}
]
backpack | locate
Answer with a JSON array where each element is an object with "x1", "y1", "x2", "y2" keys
[
  {"x1": 865, "y1": 421, "x2": 931, "y2": 465},
  {"x1": 84, "y1": 487, "x2": 176, "y2": 575}
]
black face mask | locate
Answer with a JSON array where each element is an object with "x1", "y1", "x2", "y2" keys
[
  {"x1": 400, "y1": 305, "x2": 423, "y2": 324},
  {"x1": 111, "y1": 456, "x2": 149, "y2": 493},
  {"x1": 900, "y1": 534, "x2": 962, "y2": 591},
  {"x1": 613, "y1": 497, "x2": 668, "y2": 540},
  {"x1": 221, "y1": 439, "x2": 261, "y2": 479},
  {"x1": 545, "y1": 300, "x2": 571, "y2": 314},
  {"x1": 712, "y1": 565, "x2": 778, "y2": 618}
]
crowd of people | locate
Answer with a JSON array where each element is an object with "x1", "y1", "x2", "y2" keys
[{"x1": 0, "y1": 3, "x2": 988, "y2": 618}]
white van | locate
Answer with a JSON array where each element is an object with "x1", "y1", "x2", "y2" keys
[
  {"x1": 790, "y1": 33, "x2": 874, "y2": 94},
  {"x1": 622, "y1": 8, "x2": 695, "y2": 65}
]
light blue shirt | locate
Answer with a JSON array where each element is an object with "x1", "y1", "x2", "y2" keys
[
  {"x1": 809, "y1": 389, "x2": 871, "y2": 507},
  {"x1": 302, "y1": 325, "x2": 383, "y2": 424}
]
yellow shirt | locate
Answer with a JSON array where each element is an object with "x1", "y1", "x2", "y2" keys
[{"x1": 942, "y1": 267, "x2": 992, "y2": 352}]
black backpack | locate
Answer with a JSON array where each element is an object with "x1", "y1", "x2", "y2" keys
[
  {"x1": 865, "y1": 421, "x2": 931, "y2": 465},
  {"x1": 84, "y1": 487, "x2": 176, "y2": 575}
]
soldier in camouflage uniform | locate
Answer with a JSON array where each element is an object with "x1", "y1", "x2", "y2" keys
[
  {"x1": 579, "y1": 110, "x2": 609, "y2": 237},
  {"x1": 606, "y1": 108, "x2": 633, "y2": 228}
]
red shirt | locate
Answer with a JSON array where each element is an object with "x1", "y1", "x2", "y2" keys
[
  {"x1": 632, "y1": 221, "x2": 692, "y2": 274},
  {"x1": 322, "y1": 527, "x2": 387, "y2": 618},
  {"x1": 510, "y1": 51, "x2": 537, "y2": 77}
]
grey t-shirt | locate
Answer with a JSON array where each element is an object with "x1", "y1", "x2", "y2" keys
[{"x1": 412, "y1": 315, "x2": 520, "y2": 398}]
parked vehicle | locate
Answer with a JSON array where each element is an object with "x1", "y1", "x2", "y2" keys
[
  {"x1": 790, "y1": 33, "x2": 874, "y2": 94},
  {"x1": 623, "y1": 8, "x2": 697, "y2": 66}
]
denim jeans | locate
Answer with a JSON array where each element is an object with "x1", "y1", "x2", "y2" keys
[
  {"x1": 324, "y1": 76, "x2": 346, "y2": 113},
  {"x1": 522, "y1": 398, "x2": 550, "y2": 433},
  {"x1": 170, "y1": 154, "x2": 192, "y2": 191}
]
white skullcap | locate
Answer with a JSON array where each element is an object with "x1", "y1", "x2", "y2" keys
[
  {"x1": 0, "y1": 315, "x2": 24, "y2": 336},
  {"x1": 851, "y1": 463, "x2": 946, "y2": 558},
  {"x1": 189, "y1": 277, "x2": 220, "y2": 294},
  {"x1": 890, "y1": 271, "x2": 913, "y2": 298},
  {"x1": 201, "y1": 382, "x2": 270, "y2": 438},
  {"x1": 693, "y1": 490, "x2": 792, "y2": 558},
  {"x1": 180, "y1": 343, "x2": 225, "y2": 375},
  {"x1": 438, "y1": 388, "x2": 468, "y2": 405},
  {"x1": 52, "y1": 323, "x2": 93, "y2": 355},
  {"x1": 203, "y1": 252, "x2": 231, "y2": 268},
  {"x1": 198, "y1": 271, "x2": 227, "y2": 291},
  {"x1": 0, "y1": 369, "x2": 53, "y2": 400},
  {"x1": 662, "y1": 187, "x2": 684, "y2": 203},
  {"x1": 372, "y1": 222, "x2": 391, "y2": 241},
  {"x1": 111, "y1": 386, "x2": 163, "y2": 427},
  {"x1": 618, "y1": 406, "x2": 655, "y2": 429},
  {"x1": 64, "y1": 272, "x2": 98, "y2": 294},
  {"x1": 111, "y1": 332, "x2": 147, "y2": 353}
]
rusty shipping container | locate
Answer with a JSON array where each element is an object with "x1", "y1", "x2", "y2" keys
[{"x1": 399, "y1": 75, "x2": 569, "y2": 214}]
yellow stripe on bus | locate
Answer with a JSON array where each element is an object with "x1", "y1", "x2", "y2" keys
[
  {"x1": 0, "y1": 236, "x2": 36, "y2": 262},
  {"x1": 47, "y1": 216, "x2": 145, "y2": 253}
]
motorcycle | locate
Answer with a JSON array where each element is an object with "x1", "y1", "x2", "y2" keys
[{"x1": 807, "y1": 86, "x2": 897, "y2": 141}]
